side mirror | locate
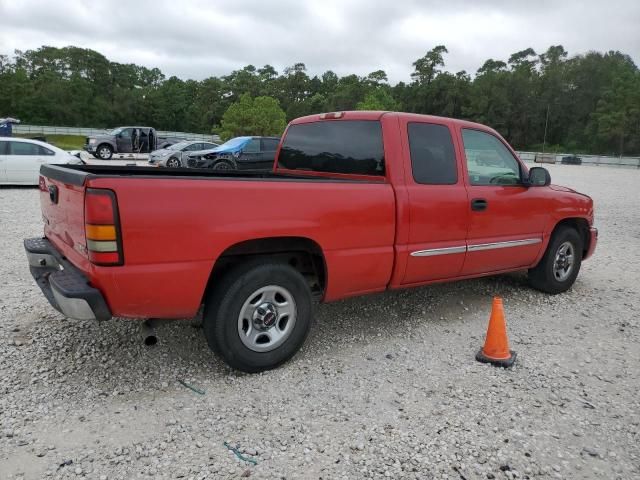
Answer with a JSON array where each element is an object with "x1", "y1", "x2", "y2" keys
[{"x1": 527, "y1": 167, "x2": 551, "y2": 187}]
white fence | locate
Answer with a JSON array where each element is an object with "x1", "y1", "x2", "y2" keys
[
  {"x1": 14, "y1": 124, "x2": 221, "y2": 143},
  {"x1": 517, "y1": 151, "x2": 640, "y2": 168}
]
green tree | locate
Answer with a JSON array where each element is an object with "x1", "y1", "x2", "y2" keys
[
  {"x1": 218, "y1": 94, "x2": 286, "y2": 140},
  {"x1": 1, "y1": 44, "x2": 639, "y2": 155},
  {"x1": 591, "y1": 70, "x2": 640, "y2": 155},
  {"x1": 356, "y1": 88, "x2": 399, "y2": 111},
  {"x1": 411, "y1": 45, "x2": 448, "y2": 85}
]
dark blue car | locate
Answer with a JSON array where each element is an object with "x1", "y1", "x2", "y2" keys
[{"x1": 186, "y1": 136, "x2": 280, "y2": 170}]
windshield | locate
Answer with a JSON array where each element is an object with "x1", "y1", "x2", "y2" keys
[
  {"x1": 168, "y1": 141, "x2": 190, "y2": 151},
  {"x1": 219, "y1": 137, "x2": 250, "y2": 149},
  {"x1": 108, "y1": 127, "x2": 123, "y2": 136}
]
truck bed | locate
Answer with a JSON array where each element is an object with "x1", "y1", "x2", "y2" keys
[
  {"x1": 37, "y1": 163, "x2": 396, "y2": 319},
  {"x1": 42, "y1": 164, "x2": 375, "y2": 186}
]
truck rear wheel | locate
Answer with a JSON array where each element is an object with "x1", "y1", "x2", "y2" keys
[
  {"x1": 203, "y1": 261, "x2": 313, "y2": 372},
  {"x1": 528, "y1": 226, "x2": 583, "y2": 294}
]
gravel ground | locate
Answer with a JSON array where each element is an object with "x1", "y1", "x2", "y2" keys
[{"x1": 1, "y1": 164, "x2": 639, "y2": 480}]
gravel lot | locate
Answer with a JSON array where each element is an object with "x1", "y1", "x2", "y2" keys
[{"x1": 1, "y1": 164, "x2": 639, "y2": 480}]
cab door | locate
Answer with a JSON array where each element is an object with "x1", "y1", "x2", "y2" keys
[
  {"x1": 459, "y1": 128, "x2": 548, "y2": 275},
  {"x1": 116, "y1": 128, "x2": 133, "y2": 153},
  {"x1": 401, "y1": 120, "x2": 469, "y2": 285}
]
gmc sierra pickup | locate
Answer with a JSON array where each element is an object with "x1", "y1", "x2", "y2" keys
[{"x1": 25, "y1": 111, "x2": 597, "y2": 372}]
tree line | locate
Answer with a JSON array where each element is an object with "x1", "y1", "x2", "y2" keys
[{"x1": 0, "y1": 45, "x2": 638, "y2": 154}]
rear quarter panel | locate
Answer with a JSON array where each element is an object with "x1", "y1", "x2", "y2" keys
[{"x1": 86, "y1": 176, "x2": 396, "y2": 318}]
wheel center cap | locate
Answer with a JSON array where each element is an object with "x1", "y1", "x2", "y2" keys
[{"x1": 253, "y1": 302, "x2": 278, "y2": 330}]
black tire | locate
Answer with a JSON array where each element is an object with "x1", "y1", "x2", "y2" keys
[
  {"x1": 166, "y1": 156, "x2": 181, "y2": 168},
  {"x1": 203, "y1": 261, "x2": 313, "y2": 373},
  {"x1": 528, "y1": 226, "x2": 583, "y2": 294},
  {"x1": 211, "y1": 159, "x2": 235, "y2": 170},
  {"x1": 96, "y1": 144, "x2": 113, "y2": 160}
]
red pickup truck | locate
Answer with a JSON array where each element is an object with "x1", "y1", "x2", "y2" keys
[{"x1": 25, "y1": 111, "x2": 597, "y2": 372}]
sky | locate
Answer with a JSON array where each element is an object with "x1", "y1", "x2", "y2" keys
[{"x1": 0, "y1": 0, "x2": 638, "y2": 83}]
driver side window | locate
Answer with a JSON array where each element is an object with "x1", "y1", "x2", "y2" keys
[
  {"x1": 119, "y1": 128, "x2": 133, "y2": 138},
  {"x1": 462, "y1": 129, "x2": 521, "y2": 186}
]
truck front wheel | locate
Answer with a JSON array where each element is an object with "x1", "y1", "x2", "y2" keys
[
  {"x1": 528, "y1": 226, "x2": 583, "y2": 294},
  {"x1": 203, "y1": 261, "x2": 313, "y2": 372},
  {"x1": 97, "y1": 144, "x2": 113, "y2": 160}
]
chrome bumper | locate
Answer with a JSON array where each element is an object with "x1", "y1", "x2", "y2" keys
[{"x1": 24, "y1": 237, "x2": 111, "y2": 321}]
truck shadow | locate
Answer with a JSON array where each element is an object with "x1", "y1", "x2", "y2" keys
[{"x1": 18, "y1": 271, "x2": 534, "y2": 400}]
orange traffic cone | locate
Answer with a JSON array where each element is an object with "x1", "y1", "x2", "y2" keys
[{"x1": 476, "y1": 297, "x2": 517, "y2": 368}]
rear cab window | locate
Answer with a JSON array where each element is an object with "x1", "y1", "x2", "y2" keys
[{"x1": 278, "y1": 120, "x2": 385, "y2": 177}]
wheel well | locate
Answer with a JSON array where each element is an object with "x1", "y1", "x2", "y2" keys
[
  {"x1": 553, "y1": 218, "x2": 590, "y2": 258},
  {"x1": 98, "y1": 143, "x2": 112, "y2": 151},
  {"x1": 203, "y1": 237, "x2": 327, "y2": 302}
]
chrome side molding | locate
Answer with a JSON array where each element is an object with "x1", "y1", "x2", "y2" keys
[
  {"x1": 410, "y1": 246, "x2": 467, "y2": 257},
  {"x1": 467, "y1": 238, "x2": 541, "y2": 252},
  {"x1": 410, "y1": 238, "x2": 541, "y2": 257}
]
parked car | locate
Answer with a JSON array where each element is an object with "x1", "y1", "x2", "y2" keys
[
  {"x1": 148, "y1": 141, "x2": 220, "y2": 167},
  {"x1": 0, "y1": 137, "x2": 81, "y2": 185},
  {"x1": 187, "y1": 136, "x2": 280, "y2": 170},
  {"x1": 561, "y1": 154, "x2": 582, "y2": 165},
  {"x1": 83, "y1": 127, "x2": 181, "y2": 160},
  {"x1": 26, "y1": 111, "x2": 597, "y2": 373}
]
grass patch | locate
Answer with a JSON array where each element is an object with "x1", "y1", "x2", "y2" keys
[{"x1": 15, "y1": 134, "x2": 85, "y2": 151}]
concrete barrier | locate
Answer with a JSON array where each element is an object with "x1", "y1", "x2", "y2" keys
[{"x1": 517, "y1": 151, "x2": 640, "y2": 168}]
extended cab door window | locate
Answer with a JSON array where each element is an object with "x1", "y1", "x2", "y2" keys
[
  {"x1": 402, "y1": 122, "x2": 468, "y2": 284},
  {"x1": 408, "y1": 123, "x2": 457, "y2": 184}
]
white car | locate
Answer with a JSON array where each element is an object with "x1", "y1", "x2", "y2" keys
[
  {"x1": 0, "y1": 137, "x2": 82, "y2": 185},
  {"x1": 148, "y1": 140, "x2": 220, "y2": 167}
]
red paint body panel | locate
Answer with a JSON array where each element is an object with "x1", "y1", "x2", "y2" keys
[
  {"x1": 38, "y1": 111, "x2": 597, "y2": 320},
  {"x1": 68, "y1": 175, "x2": 394, "y2": 317}
]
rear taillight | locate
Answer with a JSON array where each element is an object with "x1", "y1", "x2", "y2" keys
[{"x1": 84, "y1": 188, "x2": 123, "y2": 266}]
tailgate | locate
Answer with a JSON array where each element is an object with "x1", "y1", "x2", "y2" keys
[{"x1": 39, "y1": 165, "x2": 91, "y2": 272}]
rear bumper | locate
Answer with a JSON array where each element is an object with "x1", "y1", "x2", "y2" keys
[
  {"x1": 584, "y1": 227, "x2": 598, "y2": 260},
  {"x1": 24, "y1": 237, "x2": 111, "y2": 321}
]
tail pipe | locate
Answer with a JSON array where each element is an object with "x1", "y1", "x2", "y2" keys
[{"x1": 141, "y1": 320, "x2": 158, "y2": 346}]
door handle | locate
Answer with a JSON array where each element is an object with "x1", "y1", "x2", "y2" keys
[{"x1": 471, "y1": 198, "x2": 488, "y2": 211}]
